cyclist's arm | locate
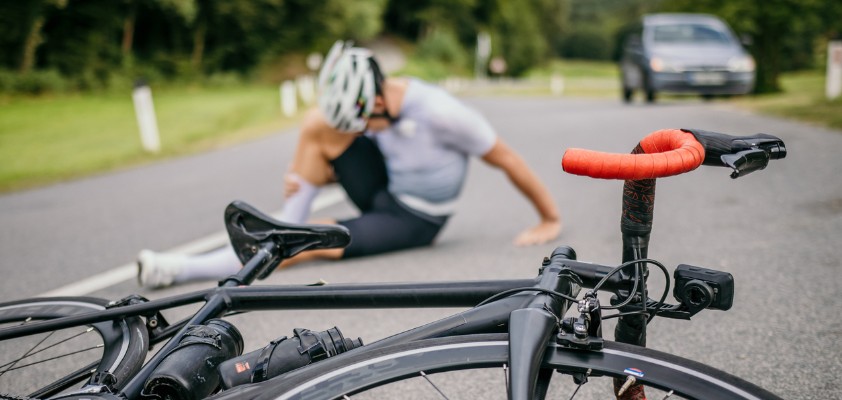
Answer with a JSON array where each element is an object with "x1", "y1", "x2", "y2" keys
[{"x1": 481, "y1": 138, "x2": 562, "y2": 246}]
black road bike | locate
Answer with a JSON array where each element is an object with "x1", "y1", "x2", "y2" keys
[{"x1": 0, "y1": 129, "x2": 786, "y2": 400}]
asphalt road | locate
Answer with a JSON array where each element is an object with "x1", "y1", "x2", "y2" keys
[{"x1": 1, "y1": 96, "x2": 840, "y2": 399}]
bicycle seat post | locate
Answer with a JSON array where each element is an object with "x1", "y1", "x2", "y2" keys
[{"x1": 220, "y1": 241, "x2": 277, "y2": 287}]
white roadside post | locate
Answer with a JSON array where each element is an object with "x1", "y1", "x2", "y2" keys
[
  {"x1": 475, "y1": 32, "x2": 491, "y2": 80},
  {"x1": 296, "y1": 75, "x2": 315, "y2": 105},
  {"x1": 827, "y1": 41, "x2": 842, "y2": 100},
  {"x1": 132, "y1": 81, "x2": 161, "y2": 153},
  {"x1": 280, "y1": 80, "x2": 297, "y2": 117},
  {"x1": 300, "y1": 52, "x2": 323, "y2": 106},
  {"x1": 550, "y1": 73, "x2": 565, "y2": 95}
]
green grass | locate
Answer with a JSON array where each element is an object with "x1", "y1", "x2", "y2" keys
[
  {"x1": 0, "y1": 85, "x2": 299, "y2": 192},
  {"x1": 733, "y1": 71, "x2": 842, "y2": 130}
]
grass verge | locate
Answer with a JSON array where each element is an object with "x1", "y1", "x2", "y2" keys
[
  {"x1": 0, "y1": 84, "x2": 300, "y2": 193},
  {"x1": 732, "y1": 71, "x2": 842, "y2": 131}
]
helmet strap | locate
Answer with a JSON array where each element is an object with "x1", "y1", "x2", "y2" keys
[
  {"x1": 368, "y1": 107, "x2": 400, "y2": 124},
  {"x1": 366, "y1": 56, "x2": 399, "y2": 123}
]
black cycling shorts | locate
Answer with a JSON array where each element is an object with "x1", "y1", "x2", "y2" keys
[{"x1": 331, "y1": 136, "x2": 447, "y2": 259}]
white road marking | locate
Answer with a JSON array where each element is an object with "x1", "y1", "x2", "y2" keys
[{"x1": 37, "y1": 187, "x2": 347, "y2": 297}]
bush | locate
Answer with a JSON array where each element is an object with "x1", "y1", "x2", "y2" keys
[
  {"x1": 10, "y1": 69, "x2": 68, "y2": 94},
  {"x1": 416, "y1": 29, "x2": 468, "y2": 68},
  {"x1": 490, "y1": 0, "x2": 548, "y2": 77},
  {"x1": 205, "y1": 72, "x2": 245, "y2": 87},
  {"x1": 0, "y1": 69, "x2": 15, "y2": 93},
  {"x1": 559, "y1": 28, "x2": 612, "y2": 61}
]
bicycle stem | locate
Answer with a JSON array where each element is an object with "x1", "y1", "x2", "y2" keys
[{"x1": 508, "y1": 251, "x2": 580, "y2": 400}]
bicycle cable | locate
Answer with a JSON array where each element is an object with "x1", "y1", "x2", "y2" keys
[
  {"x1": 593, "y1": 259, "x2": 671, "y2": 325},
  {"x1": 475, "y1": 287, "x2": 579, "y2": 307}
]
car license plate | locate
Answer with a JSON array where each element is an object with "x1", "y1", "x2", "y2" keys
[{"x1": 689, "y1": 72, "x2": 726, "y2": 86}]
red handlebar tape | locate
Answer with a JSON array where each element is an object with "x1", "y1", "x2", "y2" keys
[{"x1": 562, "y1": 129, "x2": 705, "y2": 180}]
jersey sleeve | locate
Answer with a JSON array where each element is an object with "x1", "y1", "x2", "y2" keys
[{"x1": 427, "y1": 93, "x2": 497, "y2": 156}]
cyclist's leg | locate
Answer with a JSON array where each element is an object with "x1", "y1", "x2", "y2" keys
[
  {"x1": 138, "y1": 119, "x2": 356, "y2": 288},
  {"x1": 278, "y1": 217, "x2": 346, "y2": 268},
  {"x1": 278, "y1": 199, "x2": 447, "y2": 268},
  {"x1": 338, "y1": 197, "x2": 446, "y2": 259},
  {"x1": 328, "y1": 134, "x2": 389, "y2": 212},
  {"x1": 281, "y1": 117, "x2": 354, "y2": 223}
]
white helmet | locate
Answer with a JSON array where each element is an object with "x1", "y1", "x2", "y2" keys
[{"x1": 317, "y1": 41, "x2": 384, "y2": 133}]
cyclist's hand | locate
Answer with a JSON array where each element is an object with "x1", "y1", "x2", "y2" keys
[
  {"x1": 283, "y1": 173, "x2": 301, "y2": 199},
  {"x1": 514, "y1": 219, "x2": 561, "y2": 246}
]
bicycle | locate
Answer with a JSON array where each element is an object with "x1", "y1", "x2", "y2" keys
[{"x1": 0, "y1": 128, "x2": 786, "y2": 400}]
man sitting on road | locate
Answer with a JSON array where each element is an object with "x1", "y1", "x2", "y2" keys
[{"x1": 138, "y1": 41, "x2": 562, "y2": 288}]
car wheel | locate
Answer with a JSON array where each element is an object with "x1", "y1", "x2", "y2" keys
[
  {"x1": 643, "y1": 70, "x2": 656, "y2": 103},
  {"x1": 622, "y1": 87, "x2": 633, "y2": 103},
  {"x1": 645, "y1": 88, "x2": 656, "y2": 103}
]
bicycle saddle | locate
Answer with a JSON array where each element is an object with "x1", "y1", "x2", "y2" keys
[{"x1": 224, "y1": 200, "x2": 351, "y2": 273}]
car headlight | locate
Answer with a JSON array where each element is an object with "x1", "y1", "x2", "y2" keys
[
  {"x1": 727, "y1": 55, "x2": 755, "y2": 72},
  {"x1": 650, "y1": 57, "x2": 683, "y2": 72}
]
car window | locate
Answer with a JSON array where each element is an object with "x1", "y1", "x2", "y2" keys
[{"x1": 651, "y1": 24, "x2": 732, "y2": 44}]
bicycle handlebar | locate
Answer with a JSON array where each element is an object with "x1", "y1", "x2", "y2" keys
[
  {"x1": 562, "y1": 128, "x2": 704, "y2": 180},
  {"x1": 562, "y1": 128, "x2": 786, "y2": 180}
]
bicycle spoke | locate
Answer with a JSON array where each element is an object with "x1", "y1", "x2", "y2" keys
[
  {"x1": 0, "y1": 317, "x2": 54, "y2": 378},
  {"x1": 0, "y1": 327, "x2": 94, "y2": 371},
  {"x1": 660, "y1": 390, "x2": 674, "y2": 399},
  {"x1": 29, "y1": 362, "x2": 98, "y2": 399},
  {"x1": 3, "y1": 344, "x2": 103, "y2": 372},
  {"x1": 567, "y1": 368, "x2": 591, "y2": 400},
  {"x1": 419, "y1": 371, "x2": 450, "y2": 400}
]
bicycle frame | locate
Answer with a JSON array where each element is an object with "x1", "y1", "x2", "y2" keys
[{"x1": 0, "y1": 242, "x2": 622, "y2": 399}]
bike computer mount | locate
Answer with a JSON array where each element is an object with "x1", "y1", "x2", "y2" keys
[
  {"x1": 612, "y1": 263, "x2": 735, "y2": 320},
  {"x1": 556, "y1": 263, "x2": 736, "y2": 350}
]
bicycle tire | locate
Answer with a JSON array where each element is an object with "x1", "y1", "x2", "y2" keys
[
  {"x1": 0, "y1": 297, "x2": 148, "y2": 398},
  {"x1": 214, "y1": 333, "x2": 781, "y2": 400}
]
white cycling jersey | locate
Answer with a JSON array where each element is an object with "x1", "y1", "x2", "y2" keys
[{"x1": 369, "y1": 79, "x2": 497, "y2": 216}]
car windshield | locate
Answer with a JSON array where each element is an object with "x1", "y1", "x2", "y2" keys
[{"x1": 651, "y1": 24, "x2": 733, "y2": 45}]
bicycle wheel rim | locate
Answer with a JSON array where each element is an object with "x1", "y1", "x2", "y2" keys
[
  {"x1": 218, "y1": 333, "x2": 781, "y2": 400},
  {"x1": 0, "y1": 297, "x2": 147, "y2": 398}
]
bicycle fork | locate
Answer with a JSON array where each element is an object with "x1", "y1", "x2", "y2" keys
[{"x1": 507, "y1": 253, "x2": 580, "y2": 400}]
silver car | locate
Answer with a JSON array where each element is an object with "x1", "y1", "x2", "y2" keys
[{"x1": 620, "y1": 13, "x2": 755, "y2": 103}]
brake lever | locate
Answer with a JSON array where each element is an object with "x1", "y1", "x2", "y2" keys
[
  {"x1": 681, "y1": 129, "x2": 787, "y2": 179},
  {"x1": 721, "y1": 148, "x2": 770, "y2": 178}
]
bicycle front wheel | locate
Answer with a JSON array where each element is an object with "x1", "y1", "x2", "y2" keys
[
  {"x1": 0, "y1": 297, "x2": 148, "y2": 398},
  {"x1": 223, "y1": 333, "x2": 781, "y2": 400}
]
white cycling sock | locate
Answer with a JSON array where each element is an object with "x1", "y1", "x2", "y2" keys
[
  {"x1": 173, "y1": 246, "x2": 242, "y2": 283},
  {"x1": 169, "y1": 176, "x2": 318, "y2": 284},
  {"x1": 277, "y1": 173, "x2": 320, "y2": 224}
]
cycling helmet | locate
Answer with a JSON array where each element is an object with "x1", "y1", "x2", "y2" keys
[{"x1": 317, "y1": 41, "x2": 385, "y2": 133}]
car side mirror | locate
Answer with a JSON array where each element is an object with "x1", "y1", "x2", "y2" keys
[{"x1": 739, "y1": 34, "x2": 753, "y2": 47}]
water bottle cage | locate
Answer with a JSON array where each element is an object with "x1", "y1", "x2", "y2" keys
[{"x1": 252, "y1": 336, "x2": 289, "y2": 383}]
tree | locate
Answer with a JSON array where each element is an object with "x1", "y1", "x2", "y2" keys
[
  {"x1": 489, "y1": 0, "x2": 547, "y2": 76},
  {"x1": 16, "y1": 0, "x2": 67, "y2": 74}
]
